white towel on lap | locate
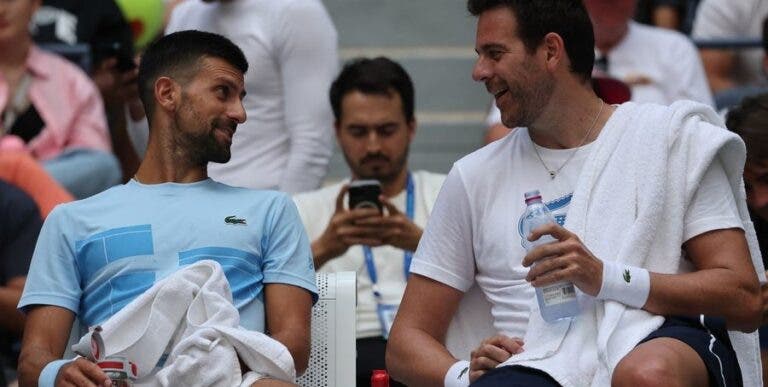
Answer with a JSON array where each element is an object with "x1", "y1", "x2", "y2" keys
[{"x1": 77, "y1": 260, "x2": 295, "y2": 386}]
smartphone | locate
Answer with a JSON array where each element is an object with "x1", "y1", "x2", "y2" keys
[
  {"x1": 94, "y1": 41, "x2": 136, "y2": 72},
  {"x1": 348, "y1": 179, "x2": 382, "y2": 213}
]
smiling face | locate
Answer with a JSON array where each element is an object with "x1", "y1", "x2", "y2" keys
[
  {"x1": 471, "y1": 6, "x2": 555, "y2": 129},
  {"x1": 336, "y1": 90, "x2": 414, "y2": 184},
  {"x1": 172, "y1": 56, "x2": 246, "y2": 165}
]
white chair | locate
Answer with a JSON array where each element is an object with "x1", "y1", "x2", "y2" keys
[{"x1": 297, "y1": 271, "x2": 357, "y2": 387}]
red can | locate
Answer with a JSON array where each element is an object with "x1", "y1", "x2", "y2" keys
[{"x1": 371, "y1": 369, "x2": 390, "y2": 387}]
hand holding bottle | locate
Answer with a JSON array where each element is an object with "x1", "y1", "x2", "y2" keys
[{"x1": 522, "y1": 222, "x2": 604, "y2": 298}]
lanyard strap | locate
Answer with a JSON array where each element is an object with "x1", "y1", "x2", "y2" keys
[{"x1": 363, "y1": 172, "x2": 414, "y2": 297}]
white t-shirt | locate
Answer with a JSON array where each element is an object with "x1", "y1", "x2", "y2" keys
[
  {"x1": 293, "y1": 170, "x2": 446, "y2": 338},
  {"x1": 412, "y1": 106, "x2": 742, "y2": 383},
  {"x1": 693, "y1": 0, "x2": 768, "y2": 88},
  {"x1": 167, "y1": 0, "x2": 338, "y2": 193}
]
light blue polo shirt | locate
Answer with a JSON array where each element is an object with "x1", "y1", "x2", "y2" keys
[{"x1": 20, "y1": 179, "x2": 317, "y2": 333}]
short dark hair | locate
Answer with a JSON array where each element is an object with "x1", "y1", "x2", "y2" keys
[
  {"x1": 726, "y1": 93, "x2": 768, "y2": 163},
  {"x1": 329, "y1": 57, "x2": 415, "y2": 122},
  {"x1": 467, "y1": 0, "x2": 595, "y2": 81},
  {"x1": 138, "y1": 30, "x2": 248, "y2": 121}
]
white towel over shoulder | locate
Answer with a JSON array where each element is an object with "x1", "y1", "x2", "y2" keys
[
  {"x1": 78, "y1": 260, "x2": 295, "y2": 386},
  {"x1": 575, "y1": 101, "x2": 766, "y2": 386}
]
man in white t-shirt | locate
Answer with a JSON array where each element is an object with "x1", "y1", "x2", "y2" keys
[
  {"x1": 292, "y1": 57, "x2": 445, "y2": 387},
  {"x1": 166, "y1": 0, "x2": 338, "y2": 193},
  {"x1": 484, "y1": 0, "x2": 712, "y2": 144},
  {"x1": 387, "y1": 1, "x2": 763, "y2": 387},
  {"x1": 693, "y1": 0, "x2": 768, "y2": 94}
]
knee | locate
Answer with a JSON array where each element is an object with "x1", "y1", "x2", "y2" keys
[{"x1": 612, "y1": 355, "x2": 682, "y2": 387}]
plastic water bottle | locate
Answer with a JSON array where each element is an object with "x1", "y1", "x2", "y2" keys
[{"x1": 521, "y1": 190, "x2": 580, "y2": 322}]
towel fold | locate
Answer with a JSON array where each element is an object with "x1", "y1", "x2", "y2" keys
[{"x1": 75, "y1": 260, "x2": 295, "y2": 386}]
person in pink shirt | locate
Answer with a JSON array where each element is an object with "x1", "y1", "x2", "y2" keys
[{"x1": 0, "y1": 0, "x2": 120, "y2": 199}]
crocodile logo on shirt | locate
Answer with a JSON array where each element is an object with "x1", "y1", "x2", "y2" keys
[
  {"x1": 623, "y1": 269, "x2": 631, "y2": 283},
  {"x1": 225, "y1": 215, "x2": 247, "y2": 225}
]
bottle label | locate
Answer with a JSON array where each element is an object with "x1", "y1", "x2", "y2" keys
[{"x1": 541, "y1": 282, "x2": 577, "y2": 306}]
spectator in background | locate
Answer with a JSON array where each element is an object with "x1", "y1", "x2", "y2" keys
[
  {"x1": 166, "y1": 0, "x2": 338, "y2": 193},
  {"x1": 0, "y1": 0, "x2": 120, "y2": 199},
  {"x1": 725, "y1": 94, "x2": 768, "y2": 387},
  {"x1": 0, "y1": 181, "x2": 44, "y2": 385},
  {"x1": 0, "y1": 152, "x2": 72, "y2": 218},
  {"x1": 0, "y1": 152, "x2": 71, "y2": 384},
  {"x1": 484, "y1": 0, "x2": 711, "y2": 143},
  {"x1": 635, "y1": 0, "x2": 683, "y2": 31},
  {"x1": 293, "y1": 57, "x2": 444, "y2": 386},
  {"x1": 32, "y1": 0, "x2": 143, "y2": 182},
  {"x1": 585, "y1": 0, "x2": 711, "y2": 105},
  {"x1": 693, "y1": 0, "x2": 768, "y2": 105}
]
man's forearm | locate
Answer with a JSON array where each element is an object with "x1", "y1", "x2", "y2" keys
[
  {"x1": 644, "y1": 269, "x2": 761, "y2": 331},
  {"x1": 387, "y1": 326, "x2": 459, "y2": 386},
  {"x1": 0, "y1": 286, "x2": 24, "y2": 334},
  {"x1": 279, "y1": 145, "x2": 330, "y2": 194},
  {"x1": 18, "y1": 344, "x2": 64, "y2": 387},
  {"x1": 699, "y1": 50, "x2": 737, "y2": 93},
  {"x1": 310, "y1": 240, "x2": 333, "y2": 268},
  {"x1": 270, "y1": 329, "x2": 310, "y2": 376}
]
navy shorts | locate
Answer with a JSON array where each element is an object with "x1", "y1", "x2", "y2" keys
[
  {"x1": 470, "y1": 365, "x2": 561, "y2": 387},
  {"x1": 639, "y1": 315, "x2": 742, "y2": 387},
  {"x1": 759, "y1": 325, "x2": 768, "y2": 349},
  {"x1": 471, "y1": 315, "x2": 740, "y2": 387}
]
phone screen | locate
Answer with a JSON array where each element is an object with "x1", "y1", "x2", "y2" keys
[{"x1": 348, "y1": 180, "x2": 382, "y2": 212}]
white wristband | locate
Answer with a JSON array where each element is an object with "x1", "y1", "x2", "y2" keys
[
  {"x1": 597, "y1": 261, "x2": 650, "y2": 308},
  {"x1": 444, "y1": 360, "x2": 470, "y2": 387}
]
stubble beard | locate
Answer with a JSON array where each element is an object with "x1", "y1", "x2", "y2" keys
[
  {"x1": 172, "y1": 102, "x2": 232, "y2": 167},
  {"x1": 501, "y1": 61, "x2": 555, "y2": 129}
]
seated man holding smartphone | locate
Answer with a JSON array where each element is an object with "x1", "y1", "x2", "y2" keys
[{"x1": 292, "y1": 57, "x2": 445, "y2": 386}]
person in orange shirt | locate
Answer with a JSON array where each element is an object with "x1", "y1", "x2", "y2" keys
[{"x1": 0, "y1": 152, "x2": 72, "y2": 218}]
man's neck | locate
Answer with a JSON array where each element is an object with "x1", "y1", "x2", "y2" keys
[
  {"x1": 528, "y1": 83, "x2": 612, "y2": 149},
  {"x1": 134, "y1": 131, "x2": 209, "y2": 184}
]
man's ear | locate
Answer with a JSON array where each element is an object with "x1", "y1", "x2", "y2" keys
[
  {"x1": 154, "y1": 77, "x2": 179, "y2": 113},
  {"x1": 542, "y1": 32, "x2": 566, "y2": 73}
]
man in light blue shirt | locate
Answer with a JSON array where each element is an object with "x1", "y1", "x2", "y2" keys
[{"x1": 17, "y1": 30, "x2": 316, "y2": 387}]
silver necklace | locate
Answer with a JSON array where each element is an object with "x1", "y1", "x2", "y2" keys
[{"x1": 532, "y1": 99, "x2": 604, "y2": 179}]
